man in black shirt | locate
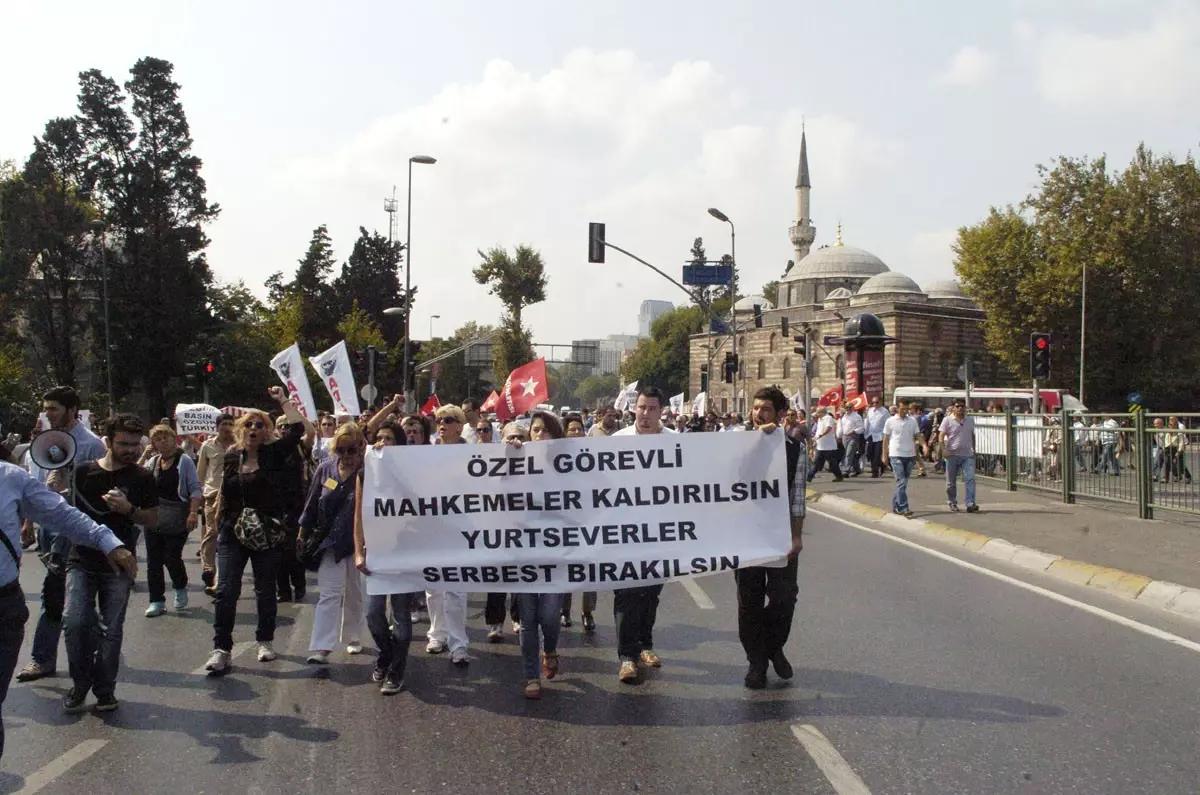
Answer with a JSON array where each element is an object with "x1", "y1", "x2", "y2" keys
[{"x1": 62, "y1": 414, "x2": 157, "y2": 713}]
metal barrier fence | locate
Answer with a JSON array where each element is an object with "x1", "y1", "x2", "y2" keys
[{"x1": 968, "y1": 411, "x2": 1200, "y2": 518}]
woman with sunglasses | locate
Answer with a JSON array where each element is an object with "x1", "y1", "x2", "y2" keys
[
  {"x1": 425, "y1": 405, "x2": 471, "y2": 666},
  {"x1": 302, "y1": 423, "x2": 368, "y2": 665},
  {"x1": 508, "y1": 411, "x2": 568, "y2": 698},
  {"x1": 559, "y1": 414, "x2": 597, "y2": 631},
  {"x1": 313, "y1": 413, "x2": 338, "y2": 461},
  {"x1": 203, "y1": 387, "x2": 312, "y2": 674}
]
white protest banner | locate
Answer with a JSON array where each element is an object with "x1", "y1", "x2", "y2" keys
[
  {"x1": 614, "y1": 380, "x2": 638, "y2": 411},
  {"x1": 269, "y1": 343, "x2": 318, "y2": 420},
  {"x1": 790, "y1": 391, "x2": 804, "y2": 412},
  {"x1": 174, "y1": 403, "x2": 220, "y2": 435},
  {"x1": 692, "y1": 392, "x2": 707, "y2": 416},
  {"x1": 361, "y1": 430, "x2": 790, "y2": 594},
  {"x1": 308, "y1": 340, "x2": 361, "y2": 416},
  {"x1": 669, "y1": 393, "x2": 685, "y2": 415}
]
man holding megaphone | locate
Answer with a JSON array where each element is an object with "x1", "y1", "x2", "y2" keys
[{"x1": 15, "y1": 387, "x2": 107, "y2": 685}]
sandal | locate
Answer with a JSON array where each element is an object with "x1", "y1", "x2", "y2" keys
[
  {"x1": 541, "y1": 652, "x2": 559, "y2": 680},
  {"x1": 524, "y1": 679, "x2": 542, "y2": 699}
]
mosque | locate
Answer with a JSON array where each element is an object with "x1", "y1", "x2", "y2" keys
[{"x1": 688, "y1": 130, "x2": 1012, "y2": 414}]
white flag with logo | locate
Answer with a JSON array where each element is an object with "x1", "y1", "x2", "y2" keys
[
  {"x1": 669, "y1": 393, "x2": 685, "y2": 415},
  {"x1": 692, "y1": 391, "x2": 707, "y2": 416},
  {"x1": 269, "y1": 343, "x2": 318, "y2": 420},
  {"x1": 790, "y1": 390, "x2": 804, "y2": 411},
  {"x1": 308, "y1": 340, "x2": 361, "y2": 416},
  {"x1": 614, "y1": 380, "x2": 639, "y2": 411}
]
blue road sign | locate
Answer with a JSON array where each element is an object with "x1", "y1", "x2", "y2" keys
[
  {"x1": 710, "y1": 318, "x2": 731, "y2": 334},
  {"x1": 1127, "y1": 392, "x2": 1142, "y2": 405},
  {"x1": 682, "y1": 264, "x2": 733, "y2": 286}
]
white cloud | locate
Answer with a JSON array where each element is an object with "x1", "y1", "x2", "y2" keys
[
  {"x1": 1029, "y1": 3, "x2": 1200, "y2": 110},
  {"x1": 244, "y1": 50, "x2": 902, "y2": 345},
  {"x1": 934, "y1": 46, "x2": 997, "y2": 86}
]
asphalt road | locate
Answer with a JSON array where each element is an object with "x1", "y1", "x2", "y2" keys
[{"x1": 3, "y1": 509, "x2": 1200, "y2": 795}]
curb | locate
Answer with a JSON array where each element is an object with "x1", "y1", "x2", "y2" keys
[{"x1": 807, "y1": 492, "x2": 1200, "y2": 623}]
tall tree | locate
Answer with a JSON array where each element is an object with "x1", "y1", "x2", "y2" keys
[
  {"x1": 620, "y1": 305, "x2": 706, "y2": 397},
  {"x1": 184, "y1": 281, "x2": 276, "y2": 411},
  {"x1": 687, "y1": 236, "x2": 709, "y2": 306},
  {"x1": 266, "y1": 224, "x2": 341, "y2": 352},
  {"x1": 576, "y1": 373, "x2": 620, "y2": 408},
  {"x1": 761, "y1": 279, "x2": 780, "y2": 306},
  {"x1": 76, "y1": 58, "x2": 219, "y2": 418},
  {"x1": 473, "y1": 245, "x2": 547, "y2": 383},
  {"x1": 332, "y1": 227, "x2": 405, "y2": 322},
  {"x1": 955, "y1": 144, "x2": 1200, "y2": 408}
]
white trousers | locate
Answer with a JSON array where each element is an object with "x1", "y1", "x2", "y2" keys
[
  {"x1": 309, "y1": 554, "x2": 364, "y2": 652},
  {"x1": 426, "y1": 590, "x2": 468, "y2": 653}
]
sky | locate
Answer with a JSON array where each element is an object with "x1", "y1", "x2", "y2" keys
[{"x1": 3, "y1": 0, "x2": 1198, "y2": 348}]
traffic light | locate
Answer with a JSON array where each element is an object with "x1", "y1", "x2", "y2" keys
[
  {"x1": 203, "y1": 359, "x2": 215, "y2": 380},
  {"x1": 781, "y1": 317, "x2": 789, "y2": 337},
  {"x1": 723, "y1": 352, "x2": 738, "y2": 383},
  {"x1": 792, "y1": 334, "x2": 806, "y2": 357},
  {"x1": 588, "y1": 222, "x2": 605, "y2": 263},
  {"x1": 752, "y1": 304, "x2": 763, "y2": 329},
  {"x1": 1029, "y1": 332, "x2": 1051, "y2": 379},
  {"x1": 699, "y1": 363, "x2": 709, "y2": 393},
  {"x1": 184, "y1": 362, "x2": 199, "y2": 391}
]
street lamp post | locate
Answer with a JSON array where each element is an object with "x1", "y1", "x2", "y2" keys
[
  {"x1": 430, "y1": 314, "x2": 441, "y2": 340},
  {"x1": 401, "y1": 155, "x2": 437, "y2": 412},
  {"x1": 89, "y1": 221, "x2": 114, "y2": 415},
  {"x1": 1079, "y1": 262, "x2": 1087, "y2": 405},
  {"x1": 707, "y1": 207, "x2": 737, "y2": 412}
]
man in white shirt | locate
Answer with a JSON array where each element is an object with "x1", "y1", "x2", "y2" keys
[
  {"x1": 612, "y1": 386, "x2": 676, "y2": 684},
  {"x1": 1095, "y1": 417, "x2": 1121, "y2": 475},
  {"x1": 882, "y1": 403, "x2": 928, "y2": 517},
  {"x1": 865, "y1": 397, "x2": 890, "y2": 477},
  {"x1": 806, "y1": 407, "x2": 843, "y2": 482},
  {"x1": 460, "y1": 399, "x2": 481, "y2": 444},
  {"x1": 838, "y1": 404, "x2": 865, "y2": 477}
]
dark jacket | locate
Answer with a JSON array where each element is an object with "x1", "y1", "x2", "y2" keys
[{"x1": 298, "y1": 457, "x2": 359, "y2": 563}]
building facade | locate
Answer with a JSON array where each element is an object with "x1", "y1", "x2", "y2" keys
[
  {"x1": 688, "y1": 131, "x2": 1010, "y2": 415},
  {"x1": 638, "y1": 300, "x2": 674, "y2": 338}
]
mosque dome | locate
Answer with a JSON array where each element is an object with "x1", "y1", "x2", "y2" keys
[
  {"x1": 782, "y1": 244, "x2": 889, "y2": 282},
  {"x1": 925, "y1": 280, "x2": 967, "y2": 299},
  {"x1": 824, "y1": 287, "x2": 852, "y2": 300},
  {"x1": 733, "y1": 294, "x2": 773, "y2": 313},
  {"x1": 853, "y1": 271, "x2": 926, "y2": 298}
]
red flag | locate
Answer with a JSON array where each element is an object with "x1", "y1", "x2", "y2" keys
[
  {"x1": 817, "y1": 386, "x2": 843, "y2": 407},
  {"x1": 480, "y1": 390, "x2": 500, "y2": 413},
  {"x1": 419, "y1": 395, "x2": 441, "y2": 417},
  {"x1": 847, "y1": 392, "x2": 868, "y2": 411},
  {"x1": 495, "y1": 359, "x2": 549, "y2": 421}
]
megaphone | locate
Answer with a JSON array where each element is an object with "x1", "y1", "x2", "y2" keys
[{"x1": 30, "y1": 429, "x2": 77, "y2": 471}]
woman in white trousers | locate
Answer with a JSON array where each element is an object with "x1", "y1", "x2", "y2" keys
[{"x1": 425, "y1": 405, "x2": 471, "y2": 666}]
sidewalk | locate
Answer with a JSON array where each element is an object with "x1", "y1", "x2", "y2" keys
[{"x1": 807, "y1": 468, "x2": 1200, "y2": 606}]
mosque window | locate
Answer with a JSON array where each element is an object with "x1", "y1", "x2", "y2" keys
[
  {"x1": 783, "y1": 358, "x2": 791, "y2": 379},
  {"x1": 757, "y1": 360, "x2": 766, "y2": 380},
  {"x1": 918, "y1": 352, "x2": 930, "y2": 381},
  {"x1": 768, "y1": 333, "x2": 777, "y2": 354}
]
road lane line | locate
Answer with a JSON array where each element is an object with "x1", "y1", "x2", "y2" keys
[
  {"x1": 791, "y1": 724, "x2": 872, "y2": 795},
  {"x1": 14, "y1": 739, "x2": 108, "y2": 795},
  {"x1": 812, "y1": 507, "x2": 1200, "y2": 656},
  {"x1": 680, "y1": 577, "x2": 715, "y2": 609},
  {"x1": 190, "y1": 639, "x2": 257, "y2": 675}
]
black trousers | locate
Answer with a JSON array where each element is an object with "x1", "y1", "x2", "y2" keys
[
  {"x1": 734, "y1": 559, "x2": 799, "y2": 665},
  {"x1": 864, "y1": 438, "x2": 883, "y2": 477},
  {"x1": 0, "y1": 584, "x2": 29, "y2": 760},
  {"x1": 484, "y1": 592, "x2": 520, "y2": 625},
  {"x1": 276, "y1": 522, "x2": 306, "y2": 599},
  {"x1": 808, "y1": 449, "x2": 842, "y2": 480},
  {"x1": 613, "y1": 584, "x2": 663, "y2": 661},
  {"x1": 144, "y1": 532, "x2": 188, "y2": 603}
]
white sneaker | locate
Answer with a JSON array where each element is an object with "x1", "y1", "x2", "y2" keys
[
  {"x1": 512, "y1": 620, "x2": 521, "y2": 634},
  {"x1": 450, "y1": 648, "x2": 470, "y2": 667},
  {"x1": 425, "y1": 639, "x2": 446, "y2": 654},
  {"x1": 306, "y1": 651, "x2": 329, "y2": 665},
  {"x1": 487, "y1": 624, "x2": 503, "y2": 642},
  {"x1": 410, "y1": 611, "x2": 421, "y2": 624},
  {"x1": 145, "y1": 602, "x2": 166, "y2": 618},
  {"x1": 346, "y1": 641, "x2": 363, "y2": 655},
  {"x1": 173, "y1": 588, "x2": 189, "y2": 610},
  {"x1": 257, "y1": 642, "x2": 277, "y2": 662},
  {"x1": 204, "y1": 649, "x2": 231, "y2": 674}
]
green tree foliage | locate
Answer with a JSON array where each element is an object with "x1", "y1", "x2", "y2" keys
[
  {"x1": 75, "y1": 58, "x2": 220, "y2": 419},
  {"x1": 332, "y1": 227, "x2": 406, "y2": 323},
  {"x1": 761, "y1": 279, "x2": 780, "y2": 306},
  {"x1": 185, "y1": 281, "x2": 276, "y2": 411},
  {"x1": 266, "y1": 224, "x2": 341, "y2": 352},
  {"x1": 576, "y1": 373, "x2": 620, "y2": 408},
  {"x1": 473, "y1": 245, "x2": 547, "y2": 383},
  {"x1": 716, "y1": 252, "x2": 738, "y2": 304},
  {"x1": 687, "y1": 236, "x2": 710, "y2": 306},
  {"x1": 620, "y1": 305, "x2": 706, "y2": 397},
  {"x1": 955, "y1": 144, "x2": 1200, "y2": 408},
  {"x1": 410, "y1": 321, "x2": 496, "y2": 404}
]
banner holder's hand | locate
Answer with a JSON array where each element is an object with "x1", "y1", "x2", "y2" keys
[{"x1": 355, "y1": 550, "x2": 370, "y2": 575}]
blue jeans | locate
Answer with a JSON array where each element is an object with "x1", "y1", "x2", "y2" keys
[
  {"x1": 891, "y1": 457, "x2": 915, "y2": 513},
  {"x1": 945, "y1": 455, "x2": 976, "y2": 507},
  {"x1": 62, "y1": 566, "x2": 133, "y2": 698},
  {"x1": 30, "y1": 525, "x2": 69, "y2": 668},
  {"x1": 1098, "y1": 442, "x2": 1120, "y2": 475},
  {"x1": 366, "y1": 593, "x2": 413, "y2": 680},
  {"x1": 518, "y1": 593, "x2": 564, "y2": 679}
]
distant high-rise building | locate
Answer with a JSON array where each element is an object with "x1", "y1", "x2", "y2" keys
[{"x1": 638, "y1": 300, "x2": 674, "y2": 338}]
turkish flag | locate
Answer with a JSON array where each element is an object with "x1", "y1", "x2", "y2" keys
[
  {"x1": 495, "y1": 358, "x2": 549, "y2": 421},
  {"x1": 419, "y1": 395, "x2": 441, "y2": 417},
  {"x1": 817, "y1": 386, "x2": 844, "y2": 407},
  {"x1": 846, "y1": 392, "x2": 868, "y2": 411},
  {"x1": 480, "y1": 390, "x2": 500, "y2": 413}
]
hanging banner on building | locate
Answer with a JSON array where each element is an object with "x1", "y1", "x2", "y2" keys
[
  {"x1": 308, "y1": 340, "x2": 361, "y2": 417},
  {"x1": 360, "y1": 430, "x2": 791, "y2": 594},
  {"x1": 174, "y1": 403, "x2": 221, "y2": 435},
  {"x1": 269, "y1": 343, "x2": 318, "y2": 420}
]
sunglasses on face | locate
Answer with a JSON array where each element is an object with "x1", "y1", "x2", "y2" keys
[
  {"x1": 335, "y1": 446, "x2": 362, "y2": 456},
  {"x1": 437, "y1": 417, "x2": 460, "y2": 425},
  {"x1": 476, "y1": 426, "x2": 492, "y2": 433},
  {"x1": 244, "y1": 421, "x2": 267, "y2": 430}
]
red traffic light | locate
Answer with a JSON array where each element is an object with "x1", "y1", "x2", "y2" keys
[
  {"x1": 204, "y1": 361, "x2": 215, "y2": 374},
  {"x1": 1035, "y1": 337, "x2": 1048, "y2": 350}
]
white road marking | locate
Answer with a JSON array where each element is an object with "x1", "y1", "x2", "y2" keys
[
  {"x1": 680, "y1": 577, "x2": 715, "y2": 609},
  {"x1": 189, "y1": 639, "x2": 257, "y2": 675},
  {"x1": 791, "y1": 724, "x2": 872, "y2": 795},
  {"x1": 811, "y1": 507, "x2": 1200, "y2": 656},
  {"x1": 14, "y1": 739, "x2": 108, "y2": 795}
]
